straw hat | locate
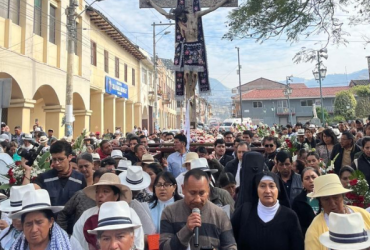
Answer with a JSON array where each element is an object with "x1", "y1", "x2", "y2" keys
[
  {"x1": 332, "y1": 128, "x2": 342, "y2": 139},
  {"x1": 182, "y1": 152, "x2": 199, "y2": 167},
  {"x1": 0, "y1": 184, "x2": 35, "y2": 212},
  {"x1": 0, "y1": 153, "x2": 15, "y2": 175},
  {"x1": 88, "y1": 201, "x2": 141, "y2": 234},
  {"x1": 317, "y1": 127, "x2": 325, "y2": 134},
  {"x1": 117, "y1": 160, "x2": 132, "y2": 172},
  {"x1": 307, "y1": 174, "x2": 351, "y2": 198},
  {"x1": 119, "y1": 166, "x2": 150, "y2": 191},
  {"x1": 9, "y1": 189, "x2": 64, "y2": 219},
  {"x1": 111, "y1": 150, "x2": 124, "y2": 159},
  {"x1": 83, "y1": 173, "x2": 132, "y2": 203},
  {"x1": 319, "y1": 212, "x2": 370, "y2": 250},
  {"x1": 39, "y1": 136, "x2": 48, "y2": 144},
  {"x1": 142, "y1": 154, "x2": 155, "y2": 164},
  {"x1": 189, "y1": 158, "x2": 218, "y2": 174}
]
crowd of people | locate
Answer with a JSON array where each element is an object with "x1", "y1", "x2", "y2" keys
[{"x1": 0, "y1": 118, "x2": 370, "y2": 249}]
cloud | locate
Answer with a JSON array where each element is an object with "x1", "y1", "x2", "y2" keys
[{"x1": 90, "y1": 0, "x2": 369, "y2": 88}]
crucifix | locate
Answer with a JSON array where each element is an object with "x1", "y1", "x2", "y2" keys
[{"x1": 141, "y1": 0, "x2": 237, "y2": 127}]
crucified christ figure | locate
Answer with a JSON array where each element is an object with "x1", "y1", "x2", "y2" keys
[{"x1": 147, "y1": 0, "x2": 229, "y2": 100}]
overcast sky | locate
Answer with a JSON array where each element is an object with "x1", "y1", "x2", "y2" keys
[{"x1": 88, "y1": 0, "x2": 369, "y2": 89}]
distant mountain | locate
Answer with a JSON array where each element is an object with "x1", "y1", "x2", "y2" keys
[{"x1": 285, "y1": 69, "x2": 369, "y2": 87}]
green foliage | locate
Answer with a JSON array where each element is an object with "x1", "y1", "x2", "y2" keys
[
  {"x1": 334, "y1": 90, "x2": 356, "y2": 121},
  {"x1": 73, "y1": 129, "x2": 87, "y2": 153},
  {"x1": 351, "y1": 85, "x2": 370, "y2": 97},
  {"x1": 316, "y1": 107, "x2": 329, "y2": 121},
  {"x1": 332, "y1": 115, "x2": 346, "y2": 123},
  {"x1": 224, "y1": 0, "x2": 369, "y2": 55},
  {"x1": 351, "y1": 85, "x2": 370, "y2": 118}
]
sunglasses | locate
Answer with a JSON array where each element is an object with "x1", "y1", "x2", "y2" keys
[{"x1": 264, "y1": 144, "x2": 274, "y2": 148}]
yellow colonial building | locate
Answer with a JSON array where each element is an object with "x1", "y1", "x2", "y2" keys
[{"x1": 0, "y1": 0, "x2": 147, "y2": 138}]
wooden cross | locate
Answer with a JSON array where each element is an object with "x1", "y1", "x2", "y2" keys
[{"x1": 139, "y1": 0, "x2": 238, "y2": 8}]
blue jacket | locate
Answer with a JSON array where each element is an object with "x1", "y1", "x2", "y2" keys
[{"x1": 35, "y1": 169, "x2": 86, "y2": 206}]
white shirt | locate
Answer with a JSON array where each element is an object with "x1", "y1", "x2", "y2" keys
[
  {"x1": 235, "y1": 161, "x2": 242, "y2": 187},
  {"x1": 176, "y1": 172, "x2": 186, "y2": 195},
  {"x1": 71, "y1": 206, "x2": 144, "y2": 250}
]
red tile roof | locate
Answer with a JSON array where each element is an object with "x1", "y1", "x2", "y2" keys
[{"x1": 238, "y1": 86, "x2": 350, "y2": 100}]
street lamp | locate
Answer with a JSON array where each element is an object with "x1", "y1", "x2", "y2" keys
[
  {"x1": 284, "y1": 76, "x2": 293, "y2": 125},
  {"x1": 312, "y1": 48, "x2": 328, "y2": 126},
  {"x1": 152, "y1": 22, "x2": 174, "y2": 132}
]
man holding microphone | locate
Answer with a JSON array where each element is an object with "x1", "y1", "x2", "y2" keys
[{"x1": 159, "y1": 169, "x2": 236, "y2": 250}]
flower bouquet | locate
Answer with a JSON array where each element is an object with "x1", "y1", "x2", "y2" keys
[
  {"x1": 0, "y1": 151, "x2": 51, "y2": 190},
  {"x1": 322, "y1": 153, "x2": 339, "y2": 175},
  {"x1": 280, "y1": 137, "x2": 297, "y2": 155},
  {"x1": 345, "y1": 170, "x2": 370, "y2": 208},
  {"x1": 257, "y1": 123, "x2": 270, "y2": 138}
]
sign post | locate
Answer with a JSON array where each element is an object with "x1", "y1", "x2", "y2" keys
[{"x1": 0, "y1": 79, "x2": 12, "y2": 123}]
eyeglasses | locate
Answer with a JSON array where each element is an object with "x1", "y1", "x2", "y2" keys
[
  {"x1": 51, "y1": 157, "x2": 67, "y2": 163},
  {"x1": 264, "y1": 144, "x2": 274, "y2": 148},
  {"x1": 155, "y1": 183, "x2": 173, "y2": 188}
]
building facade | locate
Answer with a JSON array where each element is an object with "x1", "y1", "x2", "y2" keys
[{"x1": 232, "y1": 78, "x2": 350, "y2": 126}]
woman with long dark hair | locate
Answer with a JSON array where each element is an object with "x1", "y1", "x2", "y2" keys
[
  {"x1": 316, "y1": 128, "x2": 338, "y2": 165},
  {"x1": 148, "y1": 172, "x2": 182, "y2": 233}
]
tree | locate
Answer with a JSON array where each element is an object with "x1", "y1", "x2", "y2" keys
[
  {"x1": 352, "y1": 85, "x2": 370, "y2": 118},
  {"x1": 316, "y1": 106, "x2": 329, "y2": 122},
  {"x1": 334, "y1": 90, "x2": 357, "y2": 121},
  {"x1": 224, "y1": 0, "x2": 370, "y2": 54}
]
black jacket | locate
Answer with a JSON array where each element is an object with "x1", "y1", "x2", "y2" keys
[
  {"x1": 331, "y1": 143, "x2": 362, "y2": 175},
  {"x1": 124, "y1": 151, "x2": 139, "y2": 165},
  {"x1": 352, "y1": 153, "x2": 370, "y2": 186},
  {"x1": 264, "y1": 151, "x2": 277, "y2": 171},
  {"x1": 292, "y1": 190, "x2": 316, "y2": 237},
  {"x1": 219, "y1": 154, "x2": 234, "y2": 167},
  {"x1": 225, "y1": 158, "x2": 239, "y2": 178}
]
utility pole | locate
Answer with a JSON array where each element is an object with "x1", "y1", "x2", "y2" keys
[
  {"x1": 65, "y1": 0, "x2": 77, "y2": 137},
  {"x1": 65, "y1": 0, "x2": 103, "y2": 137},
  {"x1": 317, "y1": 51, "x2": 325, "y2": 125},
  {"x1": 152, "y1": 22, "x2": 174, "y2": 132},
  {"x1": 235, "y1": 47, "x2": 243, "y2": 123}
]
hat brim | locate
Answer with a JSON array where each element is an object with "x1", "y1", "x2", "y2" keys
[
  {"x1": 0, "y1": 200, "x2": 22, "y2": 212},
  {"x1": 307, "y1": 187, "x2": 352, "y2": 198},
  {"x1": 9, "y1": 205, "x2": 64, "y2": 219},
  {"x1": 142, "y1": 161, "x2": 155, "y2": 165},
  {"x1": 119, "y1": 171, "x2": 151, "y2": 191},
  {"x1": 88, "y1": 223, "x2": 141, "y2": 234},
  {"x1": 319, "y1": 230, "x2": 370, "y2": 250},
  {"x1": 111, "y1": 156, "x2": 123, "y2": 159},
  {"x1": 83, "y1": 183, "x2": 132, "y2": 203}
]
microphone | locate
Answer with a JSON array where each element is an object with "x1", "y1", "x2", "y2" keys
[{"x1": 192, "y1": 208, "x2": 200, "y2": 247}]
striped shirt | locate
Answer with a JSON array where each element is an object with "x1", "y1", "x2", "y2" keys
[{"x1": 160, "y1": 199, "x2": 236, "y2": 250}]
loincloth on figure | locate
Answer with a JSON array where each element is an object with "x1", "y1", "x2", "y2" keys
[{"x1": 173, "y1": 41, "x2": 206, "y2": 72}]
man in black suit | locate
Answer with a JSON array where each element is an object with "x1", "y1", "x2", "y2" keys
[
  {"x1": 225, "y1": 142, "x2": 249, "y2": 187},
  {"x1": 214, "y1": 139, "x2": 233, "y2": 167}
]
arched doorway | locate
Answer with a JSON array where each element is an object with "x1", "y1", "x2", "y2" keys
[
  {"x1": 73, "y1": 92, "x2": 90, "y2": 136},
  {"x1": 31, "y1": 85, "x2": 61, "y2": 137},
  {"x1": 0, "y1": 72, "x2": 26, "y2": 132},
  {"x1": 142, "y1": 106, "x2": 149, "y2": 132}
]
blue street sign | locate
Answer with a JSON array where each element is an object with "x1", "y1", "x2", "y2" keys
[{"x1": 105, "y1": 76, "x2": 128, "y2": 99}]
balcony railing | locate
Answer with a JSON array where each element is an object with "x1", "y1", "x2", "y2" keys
[{"x1": 277, "y1": 107, "x2": 295, "y2": 115}]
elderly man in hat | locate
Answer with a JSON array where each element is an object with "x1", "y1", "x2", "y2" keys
[{"x1": 71, "y1": 173, "x2": 144, "y2": 250}]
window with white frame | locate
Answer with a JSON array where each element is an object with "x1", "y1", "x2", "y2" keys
[
  {"x1": 301, "y1": 100, "x2": 313, "y2": 106},
  {"x1": 253, "y1": 101, "x2": 263, "y2": 108}
]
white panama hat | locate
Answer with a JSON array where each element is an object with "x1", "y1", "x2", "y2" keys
[
  {"x1": 119, "y1": 166, "x2": 151, "y2": 191},
  {"x1": 9, "y1": 189, "x2": 64, "y2": 219},
  {"x1": 0, "y1": 184, "x2": 35, "y2": 212},
  {"x1": 117, "y1": 160, "x2": 132, "y2": 172},
  {"x1": 189, "y1": 158, "x2": 218, "y2": 174},
  {"x1": 88, "y1": 201, "x2": 141, "y2": 234},
  {"x1": 319, "y1": 212, "x2": 370, "y2": 250},
  {"x1": 111, "y1": 150, "x2": 124, "y2": 159}
]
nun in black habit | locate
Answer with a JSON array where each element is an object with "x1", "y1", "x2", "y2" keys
[{"x1": 231, "y1": 152, "x2": 304, "y2": 250}]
